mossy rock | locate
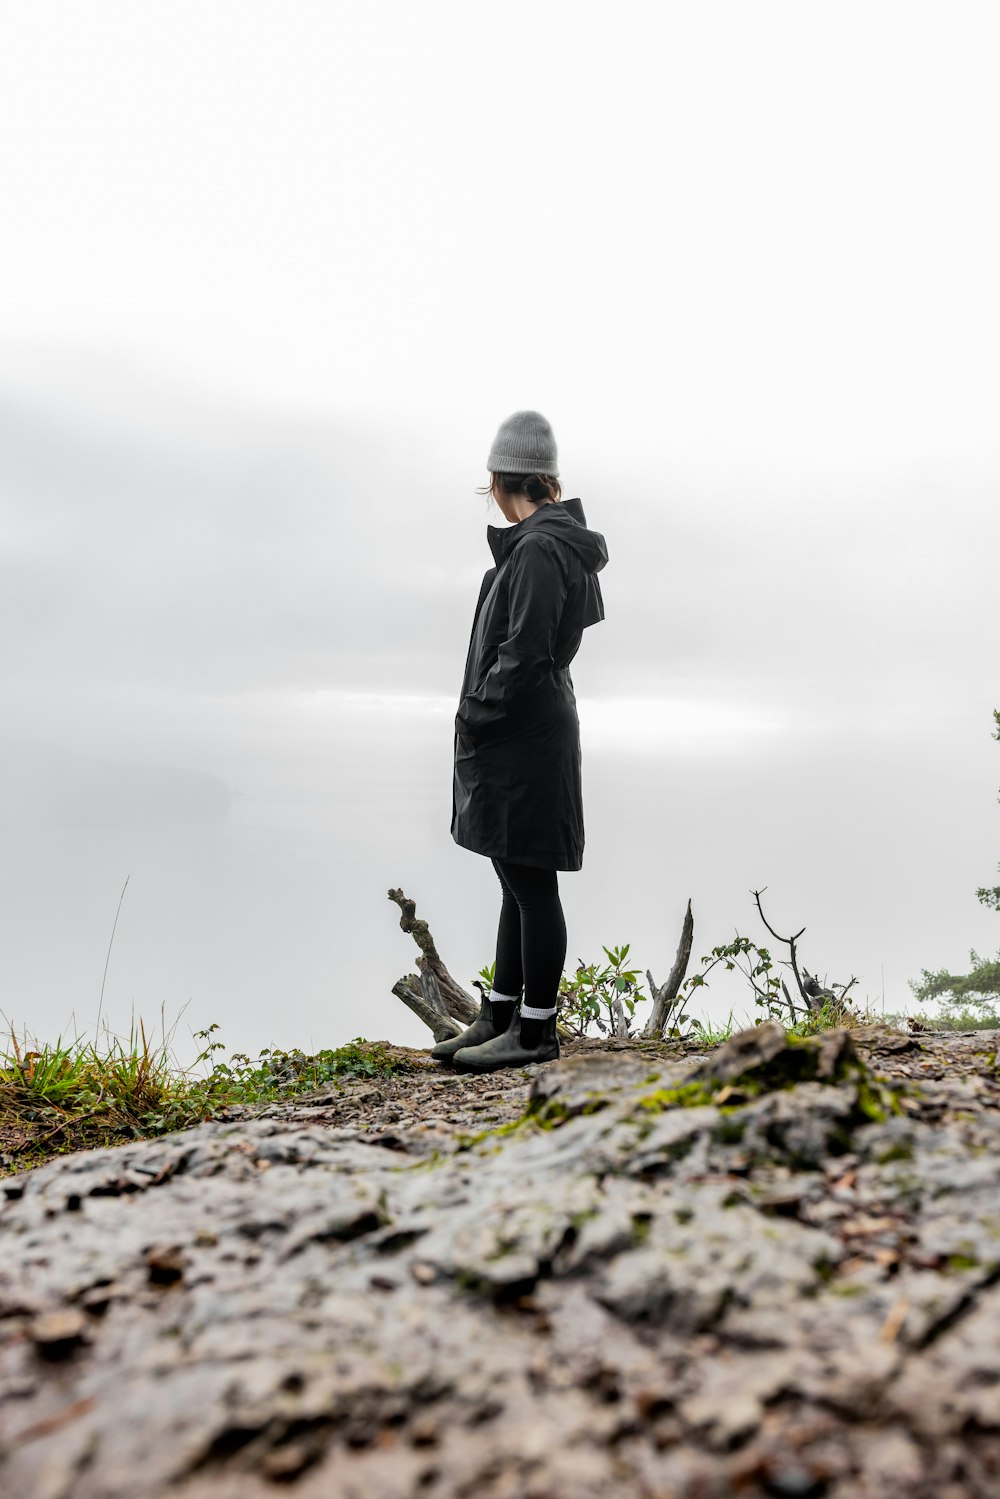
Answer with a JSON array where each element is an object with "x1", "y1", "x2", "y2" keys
[
  {"x1": 690, "y1": 1022, "x2": 861, "y2": 1091},
  {"x1": 631, "y1": 1023, "x2": 901, "y2": 1127}
]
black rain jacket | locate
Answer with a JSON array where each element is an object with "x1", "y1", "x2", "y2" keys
[{"x1": 451, "y1": 496, "x2": 608, "y2": 871}]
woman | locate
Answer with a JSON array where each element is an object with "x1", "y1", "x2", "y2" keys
[{"x1": 434, "y1": 410, "x2": 608, "y2": 1073}]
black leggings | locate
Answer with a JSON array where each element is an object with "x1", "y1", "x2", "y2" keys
[{"x1": 491, "y1": 857, "x2": 567, "y2": 1011}]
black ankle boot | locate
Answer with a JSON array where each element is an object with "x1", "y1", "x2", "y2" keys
[
  {"x1": 430, "y1": 996, "x2": 514, "y2": 1062},
  {"x1": 451, "y1": 1006, "x2": 560, "y2": 1074},
  {"x1": 518, "y1": 1011, "x2": 556, "y2": 1048}
]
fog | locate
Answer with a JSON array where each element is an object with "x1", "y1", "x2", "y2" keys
[
  {"x1": 2, "y1": 366, "x2": 996, "y2": 1061},
  {"x1": 1, "y1": 3, "x2": 998, "y2": 1062}
]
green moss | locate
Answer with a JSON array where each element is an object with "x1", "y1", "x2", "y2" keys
[
  {"x1": 831, "y1": 1281, "x2": 866, "y2": 1297},
  {"x1": 633, "y1": 1030, "x2": 883, "y2": 1118},
  {"x1": 396, "y1": 1147, "x2": 446, "y2": 1174},
  {"x1": 854, "y1": 1087, "x2": 888, "y2": 1124},
  {"x1": 875, "y1": 1140, "x2": 914, "y2": 1164},
  {"x1": 484, "y1": 1239, "x2": 519, "y2": 1262},
  {"x1": 853, "y1": 1075, "x2": 903, "y2": 1124},
  {"x1": 631, "y1": 1213, "x2": 652, "y2": 1245},
  {"x1": 454, "y1": 1088, "x2": 612, "y2": 1149},
  {"x1": 636, "y1": 1081, "x2": 721, "y2": 1113},
  {"x1": 570, "y1": 1208, "x2": 599, "y2": 1230},
  {"x1": 531, "y1": 1100, "x2": 571, "y2": 1130},
  {"x1": 454, "y1": 1115, "x2": 531, "y2": 1152},
  {"x1": 948, "y1": 1254, "x2": 980, "y2": 1271},
  {"x1": 524, "y1": 1093, "x2": 609, "y2": 1131}
]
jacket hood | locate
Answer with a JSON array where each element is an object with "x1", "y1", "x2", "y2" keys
[{"x1": 487, "y1": 495, "x2": 609, "y2": 573}]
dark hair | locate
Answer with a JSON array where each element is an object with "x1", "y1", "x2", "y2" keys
[{"x1": 478, "y1": 472, "x2": 562, "y2": 505}]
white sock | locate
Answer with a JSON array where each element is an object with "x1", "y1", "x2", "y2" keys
[
  {"x1": 490, "y1": 990, "x2": 520, "y2": 1005},
  {"x1": 520, "y1": 1004, "x2": 556, "y2": 1019}
]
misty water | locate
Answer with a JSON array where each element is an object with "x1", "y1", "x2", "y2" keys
[{"x1": 3, "y1": 686, "x2": 991, "y2": 1071}]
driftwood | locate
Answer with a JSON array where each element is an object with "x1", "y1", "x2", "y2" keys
[
  {"x1": 389, "y1": 976, "x2": 464, "y2": 1043},
  {"x1": 641, "y1": 899, "x2": 695, "y2": 1038},
  {"x1": 390, "y1": 887, "x2": 589, "y2": 1041},
  {"x1": 388, "y1": 888, "x2": 480, "y2": 1041}
]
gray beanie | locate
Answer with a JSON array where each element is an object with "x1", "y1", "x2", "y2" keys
[{"x1": 487, "y1": 410, "x2": 559, "y2": 477}]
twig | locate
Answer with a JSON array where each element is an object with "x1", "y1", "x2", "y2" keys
[
  {"x1": 96, "y1": 876, "x2": 130, "y2": 1039},
  {"x1": 752, "y1": 888, "x2": 810, "y2": 1010},
  {"x1": 781, "y1": 978, "x2": 808, "y2": 1021},
  {"x1": 12, "y1": 1396, "x2": 96, "y2": 1445}
]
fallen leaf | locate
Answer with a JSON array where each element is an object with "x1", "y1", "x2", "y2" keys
[
  {"x1": 830, "y1": 1170, "x2": 857, "y2": 1191},
  {"x1": 879, "y1": 1298, "x2": 909, "y2": 1344},
  {"x1": 841, "y1": 1216, "x2": 899, "y2": 1238}
]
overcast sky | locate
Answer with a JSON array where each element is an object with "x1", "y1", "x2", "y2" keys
[{"x1": 1, "y1": 2, "x2": 998, "y2": 1061}]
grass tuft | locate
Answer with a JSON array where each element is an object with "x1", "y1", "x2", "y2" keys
[{"x1": 0, "y1": 1020, "x2": 413, "y2": 1178}]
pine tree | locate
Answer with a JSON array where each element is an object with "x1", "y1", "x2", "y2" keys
[{"x1": 910, "y1": 709, "x2": 1000, "y2": 1008}]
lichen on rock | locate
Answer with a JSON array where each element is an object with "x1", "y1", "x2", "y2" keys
[{"x1": 2, "y1": 1022, "x2": 1000, "y2": 1497}]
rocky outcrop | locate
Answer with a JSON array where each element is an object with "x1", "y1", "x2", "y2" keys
[{"x1": 3, "y1": 1023, "x2": 1000, "y2": 1498}]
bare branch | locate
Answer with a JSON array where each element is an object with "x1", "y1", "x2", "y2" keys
[
  {"x1": 641, "y1": 900, "x2": 694, "y2": 1039},
  {"x1": 781, "y1": 978, "x2": 808, "y2": 1021},
  {"x1": 666, "y1": 978, "x2": 697, "y2": 1035},
  {"x1": 752, "y1": 887, "x2": 806, "y2": 947},
  {"x1": 752, "y1": 889, "x2": 810, "y2": 1009}
]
